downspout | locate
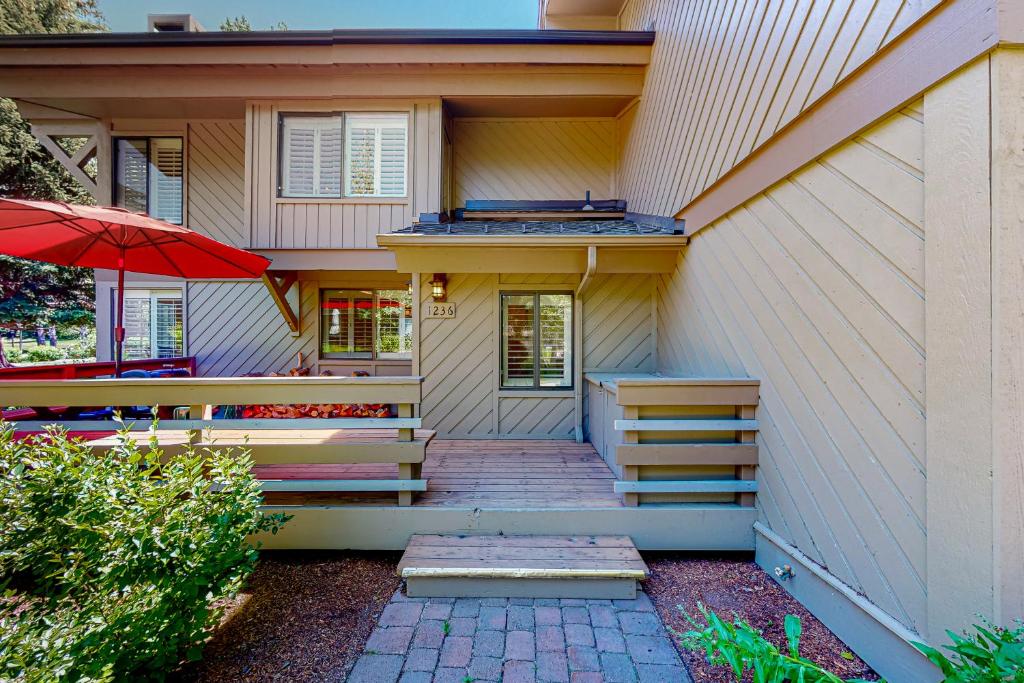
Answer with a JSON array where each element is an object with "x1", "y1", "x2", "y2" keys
[{"x1": 574, "y1": 246, "x2": 597, "y2": 443}]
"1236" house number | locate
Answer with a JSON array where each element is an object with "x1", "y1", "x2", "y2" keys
[{"x1": 424, "y1": 302, "x2": 456, "y2": 318}]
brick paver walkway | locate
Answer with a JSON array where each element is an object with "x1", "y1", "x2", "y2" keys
[{"x1": 347, "y1": 589, "x2": 693, "y2": 683}]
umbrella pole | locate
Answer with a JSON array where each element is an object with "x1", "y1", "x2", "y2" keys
[{"x1": 114, "y1": 255, "x2": 125, "y2": 378}]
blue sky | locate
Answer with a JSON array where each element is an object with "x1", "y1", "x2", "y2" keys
[{"x1": 97, "y1": 0, "x2": 537, "y2": 32}]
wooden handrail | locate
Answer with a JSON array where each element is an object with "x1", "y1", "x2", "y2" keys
[{"x1": 0, "y1": 375, "x2": 424, "y2": 408}]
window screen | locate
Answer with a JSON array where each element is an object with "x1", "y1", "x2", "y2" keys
[{"x1": 501, "y1": 292, "x2": 572, "y2": 389}]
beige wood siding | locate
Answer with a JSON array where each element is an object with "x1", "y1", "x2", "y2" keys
[
  {"x1": 245, "y1": 99, "x2": 442, "y2": 248},
  {"x1": 417, "y1": 271, "x2": 655, "y2": 438},
  {"x1": 616, "y1": 0, "x2": 939, "y2": 216},
  {"x1": 187, "y1": 121, "x2": 246, "y2": 246},
  {"x1": 418, "y1": 273, "x2": 498, "y2": 438},
  {"x1": 656, "y1": 104, "x2": 927, "y2": 632},
  {"x1": 583, "y1": 273, "x2": 654, "y2": 372},
  {"x1": 452, "y1": 119, "x2": 616, "y2": 206},
  {"x1": 187, "y1": 280, "x2": 318, "y2": 377}
]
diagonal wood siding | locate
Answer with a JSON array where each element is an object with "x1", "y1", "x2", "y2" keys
[
  {"x1": 453, "y1": 119, "x2": 616, "y2": 205},
  {"x1": 656, "y1": 103, "x2": 927, "y2": 632},
  {"x1": 187, "y1": 281, "x2": 317, "y2": 377},
  {"x1": 418, "y1": 273, "x2": 498, "y2": 437},
  {"x1": 583, "y1": 274, "x2": 654, "y2": 372},
  {"x1": 617, "y1": 0, "x2": 939, "y2": 216},
  {"x1": 187, "y1": 121, "x2": 246, "y2": 246}
]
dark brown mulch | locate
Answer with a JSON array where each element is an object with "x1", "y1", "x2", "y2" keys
[
  {"x1": 174, "y1": 551, "x2": 401, "y2": 683},
  {"x1": 643, "y1": 554, "x2": 878, "y2": 682}
]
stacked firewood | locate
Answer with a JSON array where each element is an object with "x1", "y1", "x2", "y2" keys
[
  {"x1": 238, "y1": 403, "x2": 392, "y2": 419},
  {"x1": 232, "y1": 353, "x2": 391, "y2": 419}
]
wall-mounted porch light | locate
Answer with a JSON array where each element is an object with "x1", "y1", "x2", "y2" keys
[{"x1": 430, "y1": 273, "x2": 447, "y2": 302}]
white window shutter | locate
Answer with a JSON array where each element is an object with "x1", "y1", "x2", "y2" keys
[
  {"x1": 149, "y1": 138, "x2": 183, "y2": 224},
  {"x1": 379, "y1": 125, "x2": 407, "y2": 196},
  {"x1": 345, "y1": 114, "x2": 408, "y2": 197},
  {"x1": 282, "y1": 116, "x2": 342, "y2": 197}
]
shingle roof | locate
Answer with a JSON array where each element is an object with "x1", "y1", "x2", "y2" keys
[{"x1": 393, "y1": 220, "x2": 678, "y2": 236}]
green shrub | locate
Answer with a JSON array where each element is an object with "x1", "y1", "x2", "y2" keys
[
  {"x1": 914, "y1": 620, "x2": 1024, "y2": 682},
  {"x1": 0, "y1": 421, "x2": 289, "y2": 681},
  {"x1": 678, "y1": 604, "x2": 875, "y2": 683},
  {"x1": 23, "y1": 345, "x2": 64, "y2": 362},
  {"x1": 63, "y1": 343, "x2": 95, "y2": 360}
]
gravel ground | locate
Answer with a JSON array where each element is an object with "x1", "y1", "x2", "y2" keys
[
  {"x1": 643, "y1": 554, "x2": 877, "y2": 682},
  {"x1": 174, "y1": 551, "x2": 401, "y2": 683}
]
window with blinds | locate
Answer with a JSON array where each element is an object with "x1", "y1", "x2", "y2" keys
[
  {"x1": 345, "y1": 115, "x2": 408, "y2": 197},
  {"x1": 281, "y1": 116, "x2": 343, "y2": 197},
  {"x1": 115, "y1": 289, "x2": 184, "y2": 360},
  {"x1": 279, "y1": 113, "x2": 408, "y2": 199},
  {"x1": 501, "y1": 292, "x2": 573, "y2": 389},
  {"x1": 114, "y1": 137, "x2": 183, "y2": 224},
  {"x1": 320, "y1": 288, "x2": 413, "y2": 360}
]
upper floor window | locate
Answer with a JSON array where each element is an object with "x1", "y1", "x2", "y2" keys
[
  {"x1": 279, "y1": 113, "x2": 408, "y2": 199},
  {"x1": 114, "y1": 137, "x2": 183, "y2": 225},
  {"x1": 500, "y1": 292, "x2": 573, "y2": 389}
]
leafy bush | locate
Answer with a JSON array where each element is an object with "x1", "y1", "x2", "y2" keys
[
  {"x1": 63, "y1": 342, "x2": 95, "y2": 360},
  {"x1": 23, "y1": 345, "x2": 64, "y2": 362},
  {"x1": 0, "y1": 421, "x2": 289, "y2": 681},
  {"x1": 678, "y1": 604, "x2": 875, "y2": 683},
  {"x1": 914, "y1": 620, "x2": 1024, "y2": 682}
]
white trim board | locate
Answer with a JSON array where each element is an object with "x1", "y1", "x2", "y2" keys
[{"x1": 754, "y1": 523, "x2": 939, "y2": 683}]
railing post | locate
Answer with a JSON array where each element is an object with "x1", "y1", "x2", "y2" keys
[
  {"x1": 189, "y1": 404, "x2": 211, "y2": 420},
  {"x1": 396, "y1": 400, "x2": 418, "y2": 506},
  {"x1": 737, "y1": 404, "x2": 756, "y2": 506},
  {"x1": 621, "y1": 404, "x2": 639, "y2": 507}
]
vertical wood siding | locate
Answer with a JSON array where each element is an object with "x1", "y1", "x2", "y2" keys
[
  {"x1": 187, "y1": 121, "x2": 246, "y2": 246},
  {"x1": 656, "y1": 104, "x2": 927, "y2": 632},
  {"x1": 616, "y1": 0, "x2": 939, "y2": 216},
  {"x1": 187, "y1": 281, "x2": 317, "y2": 377},
  {"x1": 245, "y1": 100, "x2": 441, "y2": 248},
  {"x1": 452, "y1": 119, "x2": 616, "y2": 205}
]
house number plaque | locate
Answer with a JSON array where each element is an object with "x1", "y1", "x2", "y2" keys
[{"x1": 424, "y1": 302, "x2": 457, "y2": 319}]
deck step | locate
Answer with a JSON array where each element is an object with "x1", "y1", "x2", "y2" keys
[{"x1": 398, "y1": 534, "x2": 648, "y2": 599}]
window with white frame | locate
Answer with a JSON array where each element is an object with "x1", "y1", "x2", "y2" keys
[
  {"x1": 115, "y1": 289, "x2": 184, "y2": 360},
  {"x1": 278, "y1": 113, "x2": 408, "y2": 199},
  {"x1": 280, "y1": 116, "x2": 343, "y2": 197},
  {"x1": 345, "y1": 114, "x2": 408, "y2": 197}
]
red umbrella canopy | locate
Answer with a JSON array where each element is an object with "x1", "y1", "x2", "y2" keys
[{"x1": 0, "y1": 198, "x2": 270, "y2": 278}]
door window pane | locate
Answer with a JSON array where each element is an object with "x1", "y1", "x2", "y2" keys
[
  {"x1": 154, "y1": 296, "x2": 183, "y2": 358},
  {"x1": 502, "y1": 294, "x2": 536, "y2": 388},
  {"x1": 376, "y1": 289, "x2": 412, "y2": 359},
  {"x1": 539, "y1": 294, "x2": 572, "y2": 387},
  {"x1": 320, "y1": 289, "x2": 374, "y2": 359},
  {"x1": 121, "y1": 296, "x2": 151, "y2": 361}
]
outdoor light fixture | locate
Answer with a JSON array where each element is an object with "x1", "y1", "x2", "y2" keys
[
  {"x1": 407, "y1": 281, "x2": 413, "y2": 295},
  {"x1": 430, "y1": 273, "x2": 447, "y2": 302}
]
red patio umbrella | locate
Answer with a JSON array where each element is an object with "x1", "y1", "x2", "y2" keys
[{"x1": 0, "y1": 198, "x2": 271, "y2": 376}]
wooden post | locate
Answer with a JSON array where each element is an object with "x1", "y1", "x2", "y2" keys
[
  {"x1": 397, "y1": 402, "x2": 416, "y2": 505},
  {"x1": 189, "y1": 404, "x2": 212, "y2": 420},
  {"x1": 737, "y1": 405, "x2": 756, "y2": 506},
  {"x1": 622, "y1": 405, "x2": 639, "y2": 506}
]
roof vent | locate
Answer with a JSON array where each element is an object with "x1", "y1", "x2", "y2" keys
[{"x1": 147, "y1": 14, "x2": 205, "y2": 32}]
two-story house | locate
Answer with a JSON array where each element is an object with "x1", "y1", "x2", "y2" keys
[{"x1": 1, "y1": 1, "x2": 1023, "y2": 680}]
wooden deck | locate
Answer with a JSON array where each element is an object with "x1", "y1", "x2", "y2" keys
[{"x1": 257, "y1": 439, "x2": 622, "y2": 508}]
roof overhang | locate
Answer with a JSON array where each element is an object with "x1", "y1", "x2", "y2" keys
[
  {"x1": 376, "y1": 234, "x2": 687, "y2": 274},
  {"x1": 0, "y1": 30, "x2": 651, "y2": 116}
]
